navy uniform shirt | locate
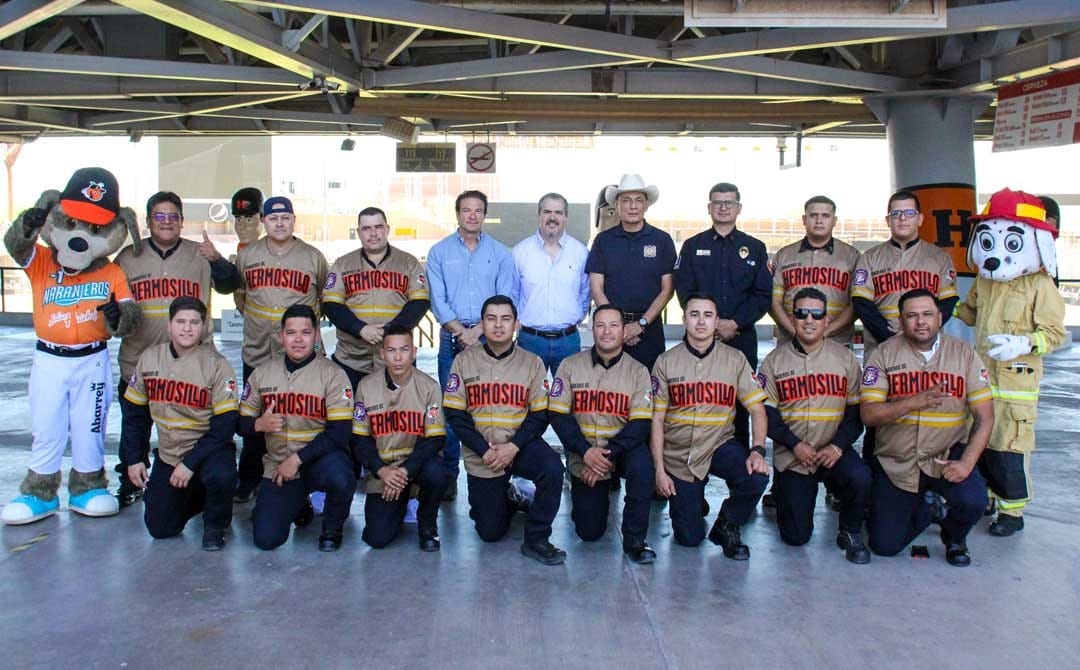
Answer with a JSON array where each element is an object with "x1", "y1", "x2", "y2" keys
[
  {"x1": 674, "y1": 226, "x2": 771, "y2": 367},
  {"x1": 585, "y1": 221, "x2": 677, "y2": 314}
]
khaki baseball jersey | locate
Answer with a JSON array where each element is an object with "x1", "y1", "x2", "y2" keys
[
  {"x1": 235, "y1": 237, "x2": 328, "y2": 367},
  {"x1": 548, "y1": 350, "x2": 652, "y2": 480},
  {"x1": 851, "y1": 239, "x2": 958, "y2": 353},
  {"x1": 758, "y1": 339, "x2": 861, "y2": 475},
  {"x1": 124, "y1": 343, "x2": 238, "y2": 466},
  {"x1": 652, "y1": 341, "x2": 767, "y2": 482},
  {"x1": 861, "y1": 334, "x2": 992, "y2": 493},
  {"x1": 352, "y1": 369, "x2": 445, "y2": 493},
  {"x1": 323, "y1": 245, "x2": 428, "y2": 375},
  {"x1": 239, "y1": 355, "x2": 353, "y2": 479},
  {"x1": 442, "y1": 343, "x2": 548, "y2": 479},
  {"x1": 115, "y1": 238, "x2": 215, "y2": 380},
  {"x1": 771, "y1": 237, "x2": 860, "y2": 344}
]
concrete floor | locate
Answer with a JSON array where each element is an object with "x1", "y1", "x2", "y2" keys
[{"x1": 1, "y1": 326, "x2": 1078, "y2": 669}]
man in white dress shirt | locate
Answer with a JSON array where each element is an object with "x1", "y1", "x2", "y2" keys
[{"x1": 512, "y1": 192, "x2": 591, "y2": 374}]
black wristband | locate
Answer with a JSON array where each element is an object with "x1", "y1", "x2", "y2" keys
[{"x1": 750, "y1": 445, "x2": 766, "y2": 458}]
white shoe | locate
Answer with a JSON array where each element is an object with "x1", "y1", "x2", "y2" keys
[
  {"x1": 69, "y1": 489, "x2": 119, "y2": 517},
  {"x1": 2, "y1": 495, "x2": 60, "y2": 525}
]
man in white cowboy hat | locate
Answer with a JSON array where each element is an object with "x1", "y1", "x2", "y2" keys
[{"x1": 585, "y1": 174, "x2": 676, "y2": 371}]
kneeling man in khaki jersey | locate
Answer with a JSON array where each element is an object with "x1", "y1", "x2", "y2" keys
[
  {"x1": 351, "y1": 325, "x2": 447, "y2": 551},
  {"x1": 240, "y1": 305, "x2": 357, "y2": 552},
  {"x1": 123, "y1": 297, "x2": 239, "y2": 551},
  {"x1": 861, "y1": 289, "x2": 993, "y2": 567},
  {"x1": 652, "y1": 292, "x2": 770, "y2": 559}
]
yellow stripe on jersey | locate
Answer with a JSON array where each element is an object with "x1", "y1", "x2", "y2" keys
[
  {"x1": 424, "y1": 427, "x2": 447, "y2": 438},
  {"x1": 327, "y1": 409, "x2": 353, "y2": 421},
  {"x1": 407, "y1": 289, "x2": 428, "y2": 300},
  {"x1": 352, "y1": 425, "x2": 371, "y2": 436},
  {"x1": 529, "y1": 399, "x2": 548, "y2": 412},
  {"x1": 212, "y1": 400, "x2": 238, "y2": 415},
  {"x1": 629, "y1": 409, "x2": 651, "y2": 420},
  {"x1": 443, "y1": 397, "x2": 467, "y2": 410},
  {"x1": 739, "y1": 390, "x2": 767, "y2": 408},
  {"x1": 861, "y1": 389, "x2": 888, "y2": 402},
  {"x1": 125, "y1": 389, "x2": 148, "y2": 406}
]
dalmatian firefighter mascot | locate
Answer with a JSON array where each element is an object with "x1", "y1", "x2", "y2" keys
[
  {"x1": 1, "y1": 167, "x2": 142, "y2": 525},
  {"x1": 955, "y1": 188, "x2": 1066, "y2": 537}
]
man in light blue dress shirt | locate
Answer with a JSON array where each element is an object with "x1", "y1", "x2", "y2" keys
[
  {"x1": 512, "y1": 192, "x2": 590, "y2": 374},
  {"x1": 426, "y1": 190, "x2": 517, "y2": 499}
]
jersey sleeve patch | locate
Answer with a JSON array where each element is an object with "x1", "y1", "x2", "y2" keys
[
  {"x1": 854, "y1": 268, "x2": 869, "y2": 286},
  {"x1": 651, "y1": 375, "x2": 660, "y2": 395},
  {"x1": 549, "y1": 377, "x2": 564, "y2": 398},
  {"x1": 324, "y1": 272, "x2": 337, "y2": 289},
  {"x1": 756, "y1": 372, "x2": 768, "y2": 389},
  {"x1": 226, "y1": 378, "x2": 236, "y2": 396},
  {"x1": 444, "y1": 373, "x2": 460, "y2": 393},
  {"x1": 862, "y1": 366, "x2": 880, "y2": 385},
  {"x1": 353, "y1": 402, "x2": 367, "y2": 422},
  {"x1": 241, "y1": 381, "x2": 252, "y2": 401},
  {"x1": 426, "y1": 403, "x2": 440, "y2": 423}
]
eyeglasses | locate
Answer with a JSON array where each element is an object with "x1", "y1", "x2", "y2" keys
[
  {"x1": 888, "y1": 208, "x2": 919, "y2": 220},
  {"x1": 792, "y1": 308, "x2": 827, "y2": 321},
  {"x1": 710, "y1": 200, "x2": 740, "y2": 210},
  {"x1": 151, "y1": 212, "x2": 181, "y2": 224}
]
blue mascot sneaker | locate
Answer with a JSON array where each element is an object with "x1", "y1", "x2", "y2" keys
[
  {"x1": 69, "y1": 488, "x2": 119, "y2": 517},
  {"x1": 2, "y1": 494, "x2": 60, "y2": 525}
]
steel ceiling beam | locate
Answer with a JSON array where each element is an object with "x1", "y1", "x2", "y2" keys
[{"x1": 0, "y1": 0, "x2": 84, "y2": 41}]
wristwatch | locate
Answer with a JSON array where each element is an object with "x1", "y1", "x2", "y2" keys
[
  {"x1": 638, "y1": 316, "x2": 649, "y2": 328},
  {"x1": 750, "y1": 445, "x2": 767, "y2": 458}
]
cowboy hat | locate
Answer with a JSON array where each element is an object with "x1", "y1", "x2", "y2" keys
[{"x1": 605, "y1": 174, "x2": 659, "y2": 207}]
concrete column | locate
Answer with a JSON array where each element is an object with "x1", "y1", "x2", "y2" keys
[{"x1": 865, "y1": 95, "x2": 992, "y2": 340}]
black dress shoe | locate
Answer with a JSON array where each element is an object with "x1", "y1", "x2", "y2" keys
[
  {"x1": 419, "y1": 528, "x2": 441, "y2": 552},
  {"x1": 233, "y1": 481, "x2": 259, "y2": 504},
  {"x1": 708, "y1": 519, "x2": 750, "y2": 560},
  {"x1": 989, "y1": 514, "x2": 1024, "y2": 537},
  {"x1": 294, "y1": 498, "x2": 315, "y2": 528},
  {"x1": 116, "y1": 481, "x2": 144, "y2": 509},
  {"x1": 924, "y1": 491, "x2": 947, "y2": 525},
  {"x1": 761, "y1": 491, "x2": 776, "y2": 509},
  {"x1": 201, "y1": 529, "x2": 226, "y2": 551},
  {"x1": 520, "y1": 539, "x2": 566, "y2": 565},
  {"x1": 318, "y1": 532, "x2": 343, "y2": 552},
  {"x1": 984, "y1": 498, "x2": 997, "y2": 517},
  {"x1": 624, "y1": 542, "x2": 656, "y2": 565},
  {"x1": 836, "y1": 530, "x2": 871, "y2": 565},
  {"x1": 441, "y1": 479, "x2": 457, "y2": 502},
  {"x1": 940, "y1": 530, "x2": 971, "y2": 567}
]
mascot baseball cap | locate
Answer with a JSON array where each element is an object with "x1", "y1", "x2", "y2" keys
[
  {"x1": 970, "y1": 188, "x2": 1057, "y2": 239},
  {"x1": 262, "y1": 196, "x2": 294, "y2": 216},
  {"x1": 59, "y1": 167, "x2": 120, "y2": 226},
  {"x1": 231, "y1": 187, "x2": 263, "y2": 216}
]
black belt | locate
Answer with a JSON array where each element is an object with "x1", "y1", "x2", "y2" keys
[
  {"x1": 520, "y1": 324, "x2": 577, "y2": 339},
  {"x1": 36, "y1": 340, "x2": 107, "y2": 357}
]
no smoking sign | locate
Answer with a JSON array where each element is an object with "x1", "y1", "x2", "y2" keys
[{"x1": 466, "y1": 142, "x2": 496, "y2": 174}]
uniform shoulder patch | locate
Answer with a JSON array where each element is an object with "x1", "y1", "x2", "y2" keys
[
  {"x1": 343, "y1": 386, "x2": 353, "y2": 402},
  {"x1": 549, "y1": 377, "x2": 564, "y2": 398},
  {"x1": 241, "y1": 381, "x2": 252, "y2": 401},
  {"x1": 444, "y1": 373, "x2": 461, "y2": 393},
  {"x1": 129, "y1": 372, "x2": 138, "y2": 387},
  {"x1": 417, "y1": 273, "x2": 426, "y2": 286},
  {"x1": 324, "y1": 272, "x2": 337, "y2": 289},
  {"x1": 643, "y1": 244, "x2": 657, "y2": 258},
  {"x1": 650, "y1": 375, "x2": 660, "y2": 395},
  {"x1": 862, "y1": 366, "x2": 880, "y2": 385},
  {"x1": 756, "y1": 372, "x2": 768, "y2": 389},
  {"x1": 854, "y1": 269, "x2": 869, "y2": 286},
  {"x1": 426, "y1": 403, "x2": 440, "y2": 423},
  {"x1": 353, "y1": 402, "x2": 367, "y2": 422},
  {"x1": 226, "y1": 378, "x2": 236, "y2": 396},
  {"x1": 979, "y1": 368, "x2": 989, "y2": 383}
]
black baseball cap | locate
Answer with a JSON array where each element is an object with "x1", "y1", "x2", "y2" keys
[
  {"x1": 231, "y1": 187, "x2": 263, "y2": 216},
  {"x1": 59, "y1": 167, "x2": 120, "y2": 226}
]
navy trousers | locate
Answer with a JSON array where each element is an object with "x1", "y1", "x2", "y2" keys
[
  {"x1": 144, "y1": 447, "x2": 237, "y2": 538},
  {"x1": 362, "y1": 458, "x2": 447, "y2": 548},
  {"x1": 236, "y1": 362, "x2": 265, "y2": 489},
  {"x1": 773, "y1": 448, "x2": 870, "y2": 546},
  {"x1": 868, "y1": 443, "x2": 988, "y2": 556},
  {"x1": 252, "y1": 450, "x2": 357, "y2": 550},
  {"x1": 466, "y1": 438, "x2": 564, "y2": 545},
  {"x1": 569, "y1": 446, "x2": 654, "y2": 546},
  {"x1": 667, "y1": 438, "x2": 769, "y2": 547}
]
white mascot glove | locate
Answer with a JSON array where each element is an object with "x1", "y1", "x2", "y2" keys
[{"x1": 985, "y1": 333, "x2": 1031, "y2": 362}]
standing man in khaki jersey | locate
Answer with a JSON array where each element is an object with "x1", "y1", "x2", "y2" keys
[
  {"x1": 351, "y1": 325, "x2": 447, "y2": 551},
  {"x1": 770, "y1": 195, "x2": 860, "y2": 346},
  {"x1": 122, "y1": 297, "x2": 238, "y2": 551},
  {"x1": 861, "y1": 289, "x2": 993, "y2": 566},
  {"x1": 220, "y1": 196, "x2": 329, "y2": 502},
  {"x1": 239, "y1": 305, "x2": 356, "y2": 551},
  {"x1": 112, "y1": 191, "x2": 242, "y2": 508},
  {"x1": 323, "y1": 206, "x2": 430, "y2": 391},
  {"x1": 759, "y1": 287, "x2": 870, "y2": 564},
  {"x1": 652, "y1": 293, "x2": 770, "y2": 559},
  {"x1": 548, "y1": 304, "x2": 656, "y2": 564}
]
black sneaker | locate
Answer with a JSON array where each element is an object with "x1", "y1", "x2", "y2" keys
[
  {"x1": 318, "y1": 531, "x2": 343, "y2": 552},
  {"x1": 294, "y1": 498, "x2": 315, "y2": 528},
  {"x1": 940, "y1": 530, "x2": 971, "y2": 567},
  {"x1": 233, "y1": 480, "x2": 259, "y2": 504},
  {"x1": 989, "y1": 514, "x2": 1024, "y2": 537},
  {"x1": 708, "y1": 519, "x2": 750, "y2": 560},
  {"x1": 419, "y1": 527, "x2": 441, "y2": 552},
  {"x1": 624, "y1": 541, "x2": 656, "y2": 565},
  {"x1": 116, "y1": 482, "x2": 144, "y2": 509},
  {"x1": 836, "y1": 530, "x2": 871, "y2": 564},
  {"x1": 521, "y1": 539, "x2": 566, "y2": 565},
  {"x1": 201, "y1": 529, "x2": 226, "y2": 552}
]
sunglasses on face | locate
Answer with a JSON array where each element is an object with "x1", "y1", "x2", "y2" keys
[
  {"x1": 151, "y1": 212, "x2": 181, "y2": 224},
  {"x1": 792, "y1": 308, "x2": 826, "y2": 321}
]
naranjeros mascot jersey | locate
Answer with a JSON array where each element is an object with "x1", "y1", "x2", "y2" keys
[
  {"x1": 240, "y1": 356, "x2": 353, "y2": 479},
  {"x1": 115, "y1": 238, "x2": 213, "y2": 379},
  {"x1": 652, "y1": 341, "x2": 767, "y2": 482},
  {"x1": 24, "y1": 245, "x2": 134, "y2": 346},
  {"x1": 124, "y1": 343, "x2": 238, "y2": 465},
  {"x1": 323, "y1": 245, "x2": 428, "y2": 374},
  {"x1": 861, "y1": 334, "x2": 991, "y2": 492},
  {"x1": 758, "y1": 339, "x2": 861, "y2": 475},
  {"x1": 352, "y1": 369, "x2": 445, "y2": 493},
  {"x1": 548, "y1": 350, "x2": 651, "y2": 480},
  {"x1": 235, "y1": 237, "x2": 328, "y2": 367},
  {"x1": 442, "y1": 344, "x2": 548, "y2": 479}
]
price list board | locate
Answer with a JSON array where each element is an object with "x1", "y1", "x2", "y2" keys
[{"x1": 993, "y1": 67, "x2": 1080, "y2": 153}]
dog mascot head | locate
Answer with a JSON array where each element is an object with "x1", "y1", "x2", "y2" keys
[{"x1": 967, "y1": 188, "x2": 1056, "y2": 281}]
